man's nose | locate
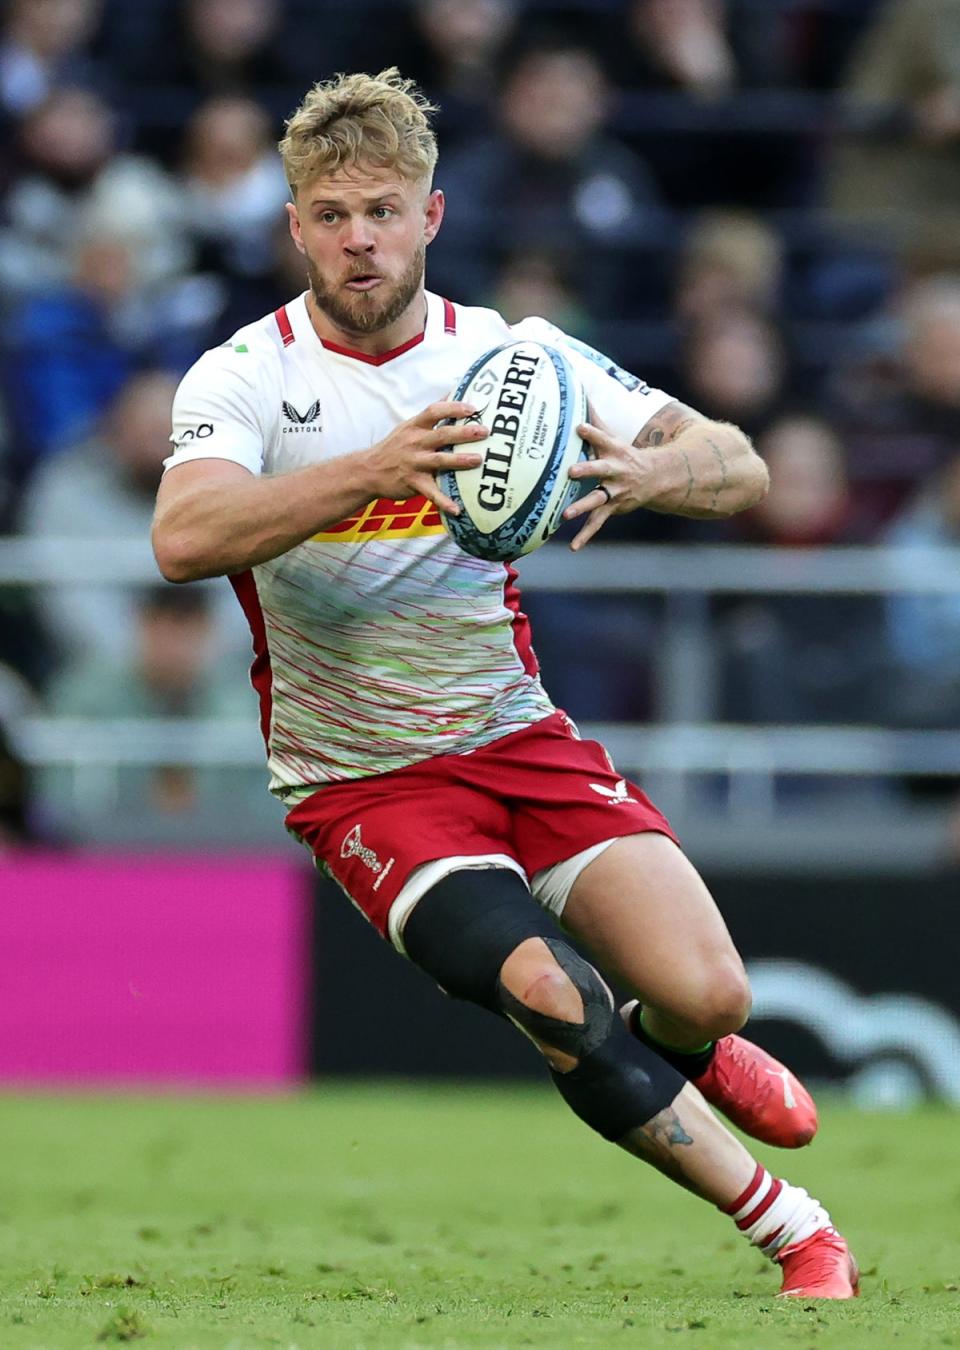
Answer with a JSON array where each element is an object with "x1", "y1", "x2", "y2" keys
[{"x1": 343, "y1": 218, "x2": 375, "y2": 253}]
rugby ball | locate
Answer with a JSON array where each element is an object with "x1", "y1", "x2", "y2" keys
[{"x1": 438, "y1": 340, "x2": 590, "y2": 562}]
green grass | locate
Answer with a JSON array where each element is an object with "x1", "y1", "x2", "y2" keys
[{"x1": 0, "y1": 1086, "x2": 956, "y2": 1348}]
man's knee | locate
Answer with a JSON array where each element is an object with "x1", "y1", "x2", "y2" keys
[
  {"x1": 497, "y1": 935, "x2": 685, "y2": 1140},
  {"x1": 686, "y1": 960, "x2": 752, "y2": 1039},
  {"x1": 497, "y1": 937, "x2": 614, "y2": 1072},
  {"x1": 402, "y1": 868, "x2": 685, "y2": 1142}
]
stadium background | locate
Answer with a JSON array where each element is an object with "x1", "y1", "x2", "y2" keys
[{"x1": 1, "y1": 0, "x2": 959, "y2": 1106}]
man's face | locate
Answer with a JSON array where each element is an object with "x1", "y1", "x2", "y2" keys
[{"x1": 287, "y1": 163, "x2": 444, "y2": 337}]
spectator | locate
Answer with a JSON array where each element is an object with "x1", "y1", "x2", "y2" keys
[
  {"x1": 0, "y1": 0, "x2": 103, "y2": 121},
  {"x1": 630, "y1": 0, "x2": 737, "y2": 96},
  {"x1": 179, "y1": 95, "x2": 288, "y2": 279},
  {"x1": 829, "y1": 0, "x2": 960, "y2": 242},
  {"x1": 123, "y1": 0, "x2": 286, "y2": 96},
  {"x1": 4, "y1": 204, "x2": 211, "y2": 473},
  {"x1": 39, "y1": 583, "x2": 263, "y2": 843},
  {"x1": 19, "y1": 371, "x2": 244, "y2": 666},
  {"x1": 602, "y1": 0, "x2": 794, "y2": 95},
  {"x1": 884, "y1": 451, "x2": 960, "y2": 728},
  {"x1": 489, "y1": 250, "x2": 592, "y2": 335},
  {"x1": 833, "y1": 275, "x2": 960, "y2": 523},
  {"x1": 675, "y1": 308, "x2": 789, "y2": 439},
  {"x1": 396, "y1": 0, "x2": 518, "y2": 145},
  {"x1": 674, "y1": 210, "x2": 784, "y2": 325},
  {"x1": 719, "y1": 413, "x2": 888, "y2": 724},
  {"x1": 210, "y1": 216, "x2": 308, "y2": 344},
  {"x1": 431, "y1": 41, "x2": 667, "y2": 305},
  {"x1": 0, "y1": 87, "x2": 186, "y2": 299}
]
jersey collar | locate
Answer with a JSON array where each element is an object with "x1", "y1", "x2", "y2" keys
[{"x1": 287, "y1": 291, "x2": 447, "y2": 365}]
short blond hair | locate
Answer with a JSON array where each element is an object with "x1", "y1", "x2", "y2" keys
[{"x1": 279, "y1": 67, "x2": 438, "y2": 195}]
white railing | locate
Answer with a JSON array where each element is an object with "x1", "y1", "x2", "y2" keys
[
  {"x1": 3, "y1": 539, "x2": 959, "y2": 855},
  {"x1": 2, "y1": 537, "x2": 959, "y2": 592}
]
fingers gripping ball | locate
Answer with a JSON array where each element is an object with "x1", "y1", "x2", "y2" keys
[{"x1": 437, "y1": 340, "x2": 591, "y2": 562}]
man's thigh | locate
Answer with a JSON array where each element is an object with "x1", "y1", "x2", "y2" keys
[{"x1": 559, "y1": 833, "x2": 747, "y2": 1020}]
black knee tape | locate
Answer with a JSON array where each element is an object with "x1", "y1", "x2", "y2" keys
[
  {"x1": 496, "y1": 936, "x2": 615, "y2": 1059},
  {"x1": 550, "y1": 1014, "x2": 686, "y2": 1142},
  {"x1": 496, "y1": 934, "x2": 685, "y2": 1141},
  {"x1": 403, "y1": 870, "x2": 685, "y2": 1141},
  {"x1": 402, "y1": 867, "x2": 558, "y2": 1010}
]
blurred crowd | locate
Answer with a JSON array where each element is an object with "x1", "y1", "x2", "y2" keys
[{"x1": 1, "y1": 0, "x2": 960, "y2": 847}]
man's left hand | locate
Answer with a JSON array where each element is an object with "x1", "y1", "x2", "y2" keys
[{"x1": 563, "y1": 414, "x2": 653, "y2": 551}]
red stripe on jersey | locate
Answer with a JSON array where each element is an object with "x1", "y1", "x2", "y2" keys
[
  {"x1": 320, "y1": 330, "x2": 425, "y2": 365},
  {"x1": 230, "y1": 570, "x2": 273, "y2": 749},
  {"x1": 504, "y1": 563, "x2": 538, "y2": 678},
  {"x1": 443, "y1": 297, "x2": 457, "y2": 334},
  {"x1": 737, "y1": 1177, "x2": 783, "y2": 1231},
  {"x1": 724, "y1": 1163, "x2": 766, "y2": 1216},
  {"x1": 275, "y1": 305, "x2": 296, "y2": 346}
]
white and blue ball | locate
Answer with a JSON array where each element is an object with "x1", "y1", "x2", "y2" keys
[{"x1": 438, "y1": 340, "x2": 590, "y2": 563}]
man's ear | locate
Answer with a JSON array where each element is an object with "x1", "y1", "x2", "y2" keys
[
  {"x1": 287, "y1": 200, "x2": 306, "y2": 255},
  {"x1": 424, "y1": 188, "x2": 445, "y2": 245}
]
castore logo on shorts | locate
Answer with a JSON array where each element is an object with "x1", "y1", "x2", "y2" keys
[{"x1": 589, "y1": 779, "x2": 632, "y2": 805}]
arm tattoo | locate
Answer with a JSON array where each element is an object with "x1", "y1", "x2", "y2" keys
[
  {"x1": 679, "y1": 449, "x2": 695, "y2": 507},
  {"x1": 632, "y1": 401, "x2": 698, "y2": 449},
  {"x1": 707, "y1": 437, "x2": 730, "y2": 511}
]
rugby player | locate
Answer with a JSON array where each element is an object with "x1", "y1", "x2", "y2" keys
[{"x1": 152, "y1": 69, "x2": 858, "y2": 1298}]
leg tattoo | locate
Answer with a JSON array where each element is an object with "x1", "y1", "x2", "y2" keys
[{"x1": 619, "y1": 1106, "x2": 697, "y2": 1190}]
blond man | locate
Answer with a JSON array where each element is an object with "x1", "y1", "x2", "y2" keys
[{"x1": 153, "y1": 69, "x2": 857, "y2": 1298}]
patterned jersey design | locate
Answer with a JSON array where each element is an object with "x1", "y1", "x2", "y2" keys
[{"x1": 167, "y1": 292, "x2": 672, "y2": 796}]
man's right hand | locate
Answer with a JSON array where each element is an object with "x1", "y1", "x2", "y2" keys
[{"x1": 361, "y1": 400, "x2": 488, "y2": 515}]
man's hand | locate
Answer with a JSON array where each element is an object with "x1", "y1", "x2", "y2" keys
[
  {"x1": 563, "y1": 403, "x2": 768, "y2": 549},
  {"x1": 563, "y1": 413, "x2": 658, "y2": 549},
  {"x1": 154, "y1": 401, "x2": 489, "y2": 583},
  {"x1": 363, "y1": 400, "x2": 487, "y2": 515}
]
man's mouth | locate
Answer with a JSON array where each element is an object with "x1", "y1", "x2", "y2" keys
[{"x1": 345, "y1": 274, "x2": 383, "y2": 291}]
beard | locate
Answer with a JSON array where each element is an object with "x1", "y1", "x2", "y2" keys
[{"x1": 305, "y1": 240, "x2": 426, "y2": 338}]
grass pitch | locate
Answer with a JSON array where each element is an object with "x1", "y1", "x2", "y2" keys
[{"x1": 0, "y1": 1085, "x2": 956, "y2": 1349}]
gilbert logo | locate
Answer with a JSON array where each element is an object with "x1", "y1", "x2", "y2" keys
[
  {"x1": 340, "y1": 824, "x2": 395, "y2": 892},
  {"x1": 589, "y1": 779, "x2": 632, "y2": 805},
  {"x1": 282, "y1": 399, "x2": 323, "y2": 431}
]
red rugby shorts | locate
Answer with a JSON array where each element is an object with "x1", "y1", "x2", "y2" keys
[{"x1": 284, "y1": 711, "x2": 677, "y2": 936}]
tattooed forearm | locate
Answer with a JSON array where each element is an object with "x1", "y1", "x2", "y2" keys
[
  {"x1": 618, "y1": 1106, "x2": 698, "y2": 1191},
  {"x1": 626, "y1": 404, "x2": 766, "y2": 518},
  {"x1": 707, "y1": 438, "x2": 730, "y2": 512},
  {"x1": 633, "y1": 401, "x2": 698, "y2": 449},
  {"x1": 679, "y1": 449, "x2": 695, "y2": 508}
]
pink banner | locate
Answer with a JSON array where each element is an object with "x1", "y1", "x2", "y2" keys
[{"x1": 0, "y1": 853, "x2": 310, "y2": 1085}]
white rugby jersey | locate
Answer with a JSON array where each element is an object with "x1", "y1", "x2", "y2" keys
[{"x1": 166, "y1": 291, "x2": 672, "y2": 798}]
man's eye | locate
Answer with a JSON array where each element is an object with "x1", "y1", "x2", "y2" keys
[
  {"x1": 320, "y1": 211, "x2": 339, "y2": 224},
  {"x1": 372, "y1": 206, "x2": 393, "y2": 219}
]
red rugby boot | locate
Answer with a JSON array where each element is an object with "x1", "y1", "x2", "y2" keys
[
  {"x1": 694, "y1": 1034, "x2": 818, "y2": 1149},
  {"x1": 776, "y1": 1229, "x2": 860, "y2": 1299}
]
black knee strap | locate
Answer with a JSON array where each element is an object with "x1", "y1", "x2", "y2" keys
[
  {"x1": 403, "y1": 868, "x2": 685, "y2": 1141},
  {"x1": 497, "y1": 933, "x2": 683, "y2": 1141},
  {"x1": 496, "y1": 936, "x2": 615, "y2": 1059},
  {"x1": 550, "y1": 1016, "x2": 684, "y2": 1142},
  {"x1": 403, "y1": 866, "x2": 558, "y2": 1011}
]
